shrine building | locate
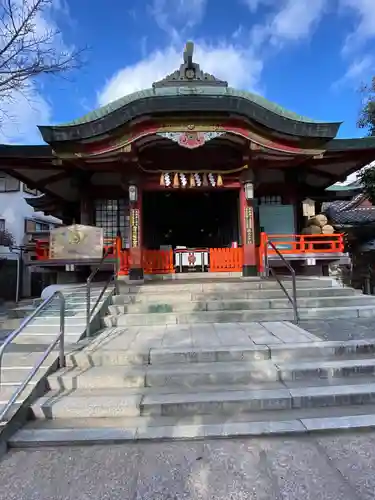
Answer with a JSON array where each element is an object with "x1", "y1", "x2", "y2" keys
[{"x1": 3, "y1": 42, "x2": 375, "y2": 282}]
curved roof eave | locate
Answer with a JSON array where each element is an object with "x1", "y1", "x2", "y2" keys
[{"x1": 38, "y1": 90, "x2": 342, "y2": 144}]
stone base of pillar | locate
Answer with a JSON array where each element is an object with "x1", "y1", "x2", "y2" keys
[
  {"x1": 128, "y1": 267, "x2": 144, "y2": 281},
  {"x1": 242, "y1": 265, "x2": 258, "y2": 277}
]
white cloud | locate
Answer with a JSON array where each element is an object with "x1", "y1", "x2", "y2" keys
[
  {"x1": 340, "y1": 0, "x2": 375, "y2": 53},
  {"x1": 269, "y1": 0, "x2": 326, "y2": 43},
  {"x1": 0, "y1": 87, "x2": 51, "y2": 144},
  {"x1": 98, "y1": 42, "x2": 263, "y2": 106},
  {"x1": 332, "y1": 54, "x2": 374, "y2": 89},
  {"x1": 244, "y1": 0, "x2": 327, "y2": 50},
  {"x1": 150, "y1": 0, "x2": 207, "y2": 39}
]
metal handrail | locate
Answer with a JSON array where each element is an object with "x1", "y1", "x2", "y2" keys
[
  {"x1": 264, "y1": 237, "x2": 299, "y2": 323},
  {"x1": 86, "y1": 246, "x2": 117, "y2": 338},
  {"x1": 0, "y1": 291, "x2": 65, "y2": 422}
]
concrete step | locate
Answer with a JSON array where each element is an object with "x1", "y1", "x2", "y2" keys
[
  {"x1": 111, "y1": 287, "x2": 357, "y2": 305},
  {"x1": 277, "y1": 357, "x2": 375, "y2": 381},
  {"x1": 65, "y1": 339, "x2": 375, "y2": 369},
  {"x1": 47, "y1": 360, "x2": 280, "y2": 390},
  {"x1": 148, "y1": 340, "x2": 375, "y2": 365},
  {"x1": 48, "y1": 354, "x2": 375, "y2": 391},
  {"x1": 64, "y1": 339, "x2": 375, "y2": 369},
  {"x1": 103, "y1": 305, "x2": 375, "y2": 326},
  {"x1": 108, "y1": 295, "x2": 375, "y2": 315},
  {"x1": 29, "y1": 379, "x2": 375, "y2": 419},
  {"x1": 0, "y1": 365, "x2": 51, "y2": 386},
  {"x1": 118, "y1": 279, "x2": 337, "y2": 295},
  {"x1": 21, "y1": 324, "x2": 87, "y2": 335},
  {"x1": 11, "y1": 404, "x2": 375, "y2": 446}
]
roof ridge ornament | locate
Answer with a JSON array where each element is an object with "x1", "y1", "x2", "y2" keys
[{"x1": 152, "y1": 41, "x2": 228, "y2": 89}]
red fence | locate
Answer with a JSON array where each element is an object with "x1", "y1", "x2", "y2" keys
[
  {"x1": 34, "y1": 233, "x2": 345, "y2": 275},
  {"x1": 209, "y1": 248, "x2": 243, "y2": 272}
]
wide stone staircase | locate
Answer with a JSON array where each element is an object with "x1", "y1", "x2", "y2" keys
[
  {"x1": 7, "y1": 277, "x2": 375, "y2": 446},
  {"x1": 104, "y1": 277, "x2": 375, "y2": 325}
]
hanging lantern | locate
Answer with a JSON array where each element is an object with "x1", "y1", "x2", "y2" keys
[
  {"x1": 208, "y1": 173, "x2": 216, "y2": 186},
  {"x1": 173, "y1": 173, "x2": 179, "y2": 188},
  {"x1": 164, "y1": 173, "x2": 171, "y2": 187},
  {"x1": 180, "y1": 173, "x2": 187, "y2": 187},
  {"x1": 194, "y1": 173, "x2": 202, "y2": 186}
]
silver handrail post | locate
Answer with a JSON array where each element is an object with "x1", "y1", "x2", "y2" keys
[
  {"x1": 59, "y1": 293, "x2": 66, "y2": 368},
  {"x1": 86, "y1": 280, "x2": 91, "y2": 339},
  {"x1": 266, "y1": 237, "x2": 299, "y2": 323}
]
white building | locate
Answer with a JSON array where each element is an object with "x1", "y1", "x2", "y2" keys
[{"x1": 0, "y1": 172, "x2": 61, "y2": 299}]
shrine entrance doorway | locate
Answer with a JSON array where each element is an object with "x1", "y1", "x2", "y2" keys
[{"x1": 142, "y1": 189, "x2": 240, "y2": 252}]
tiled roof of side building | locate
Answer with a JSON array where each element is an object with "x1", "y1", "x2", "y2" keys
[{"x1": 328, "y1": 206, "x2": 375, "y2": 225}]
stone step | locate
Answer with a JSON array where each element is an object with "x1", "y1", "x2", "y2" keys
[
  {"x1": 119, "y1": 279, "x2": 336, "y2": 295},
  {"x1": 47, "y1": 360, "x2": 280, "y2": 390},
  {"x1": 11, "y1": 404, "x2": 375, "y2": 446},
  {"x1": 104, "y1": 305, "x2": 375, "y2": 326},
  {"x1": 108, "y1": 295, "x2": 375, "y2": 315},
  {"x1": 64, "y1": 339, "x2": 375, "y2": 369},
  {"x1": 148, "y1": 339, "x2": 375, "y2": 365},
  {"x1": 111, "y1": 287, "x2": 357, "y2": 305},
  {"x1": 143, "y1": 382, "x2": 375, "y2": 416},
  {"x1": 48, "y1": 354, "x2": 375, "y2": 391},
  {"x1": 28, "y1": 380, "x2": 375, "y2": 419},
  {"x1": 0, "y1": 365, "x2": 51, "y2": 385},
  {"x1": 277, "y1": 357, "x2": 375, "y2": 380}
]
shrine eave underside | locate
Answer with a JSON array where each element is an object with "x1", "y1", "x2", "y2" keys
[
  {"x1": 1, "y1": 136, "x2": 375, "y2": 160},
  {"x1": 38, "y1": 93, "x2": 342, "y2": 144}
]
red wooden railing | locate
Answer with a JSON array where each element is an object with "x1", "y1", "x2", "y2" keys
[
  {"x1": 34, "y1": 233, "x2": 345, "y2": 275},
  {"x1": 258, "y1": 232, "x2": 345, "y2": 273},
  {"x1": 209, "y1": 248, "x2": 243, "y2": 272},
  {"x1": 143, "y1": 249, "x2": 175, "y2": 274}
]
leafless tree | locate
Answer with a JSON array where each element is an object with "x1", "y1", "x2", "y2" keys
[{"x1": 0, "y1": 0, "x2": 82, "y2": 108}]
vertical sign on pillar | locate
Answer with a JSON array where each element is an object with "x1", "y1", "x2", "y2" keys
[
  {"x1": 129, "y1": 185, "x2": 143, "y2": 280},
  {"x1": 240, "y1": 184, "x2": 257, "y2": 276}
]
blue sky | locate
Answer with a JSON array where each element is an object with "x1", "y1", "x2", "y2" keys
[{"x1": 2, "y1": 0, "x2": 375, "y2": 145}]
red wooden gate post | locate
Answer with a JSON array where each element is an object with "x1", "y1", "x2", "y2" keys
[{"x1": 240, "y1": 181, "x2": 258, "y2": 276}]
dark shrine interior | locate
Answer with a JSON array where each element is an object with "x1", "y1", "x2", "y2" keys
[{"x1": 142, "y1": 189, "x2": 240, "y2": 249}]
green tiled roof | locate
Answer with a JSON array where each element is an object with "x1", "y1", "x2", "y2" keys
[{"x1": 59, "y1": 86, "x2": 326, "y2": 127}]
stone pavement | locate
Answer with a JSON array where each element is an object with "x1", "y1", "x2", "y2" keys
[
  {"x1": 85, "y1": 321, "x2": 320, "y2": 354},
  {"x1": 1, "y1": 432, "x2": 375, "y2": 499}
]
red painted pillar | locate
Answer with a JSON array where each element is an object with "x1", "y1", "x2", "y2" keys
[
  {"x1": 240, "y1": 184, "x2": 258, "y2": 276},
  {"x1": 128, "y1": 186, "x2": 143, "y2": 281}
]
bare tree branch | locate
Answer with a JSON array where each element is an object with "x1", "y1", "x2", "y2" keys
[{"x1": 0, "y1": 0, "x2": 84, "y2": 125}]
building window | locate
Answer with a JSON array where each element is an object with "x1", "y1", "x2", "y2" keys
[
  {"x1": 0, "y1": 173, "x2": 20, "y2": 192},
  {"x1": 0, "y1": 219, "x2": 5, "y2": 231},
  {"x1": 259, "y1": 196, "x2": 283, "y2": 205},
  {"x1": 94, "y1": 199, "x2": 129, "y2": 244},
  {"x1": 23, "y1": 184, "x2": 41, "y2": 196},
  {"x1": 24, "y1": 219, "x2": 51, "y2": 232}
]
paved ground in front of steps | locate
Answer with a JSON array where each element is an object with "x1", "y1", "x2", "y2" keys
[
  {"x1": 298, "y1": 318, "x2": 375, "y2": 342},
  {"x1": 85, "y1": 321, "x2": 320, "y2": 353},
  {"x1": 1, "y1": 432, "x2": 375, "y2": 499}
]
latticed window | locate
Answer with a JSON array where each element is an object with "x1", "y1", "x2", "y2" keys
[
  {"x1": 94, "y1": 199, "x2": 129, "y2": 246},
  {"x1": 259, "y1": 196, "x2": 283, "y2": 205}
]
